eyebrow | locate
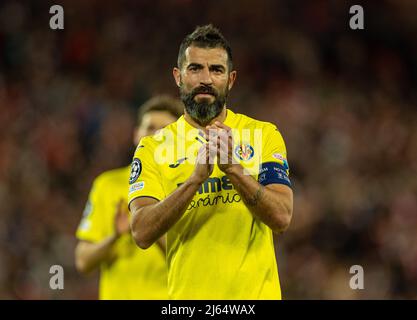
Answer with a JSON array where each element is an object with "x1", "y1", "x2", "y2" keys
[
  {"x1": 209, "y1": 64, "x2": 226, "y2": 72},
  {"x1": 187, "y1": 63, "x2": 204, "y2": 69},
  {"x1": 187, "y1": 63, "x2": 226, "y2": 72}
]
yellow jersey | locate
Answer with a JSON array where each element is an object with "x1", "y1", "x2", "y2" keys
[
  {"x1": 127, "y1": 109, "x2": 291, "y2": 299},
  {"x1": 76, "y1": 166, "x2": 168, "y2": 299}
]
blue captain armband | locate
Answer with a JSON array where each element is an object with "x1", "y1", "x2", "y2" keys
[{"x1": 258, "y1": 162, "x2": 292, "y2": 187}]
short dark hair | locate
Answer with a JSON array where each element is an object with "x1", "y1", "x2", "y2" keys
[
  {"x1": 177, "y1": 24, "x2": 233, "y2": 71},
  {"x1": 137, "y1": 95, "x2": 183, "y2": 126}
]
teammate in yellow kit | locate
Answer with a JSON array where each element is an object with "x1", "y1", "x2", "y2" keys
[
  {"x1": 75, "y1": 96, "x2": 183, "y2": 299},
  {"x1": 129, "y1": 25, "x2": 293, "y2": 299}
]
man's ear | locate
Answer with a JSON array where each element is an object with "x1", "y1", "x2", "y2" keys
[
  {"x1": 228, "y1": 70, "x2": 237, "y2": 90},
  {"x1": 173, "y1": 67, "x2": 181, "y2": 87}
]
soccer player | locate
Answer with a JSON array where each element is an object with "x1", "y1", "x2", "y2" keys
[
  {"x1": 75, "y1": 95, "x2": 183, "y2": 299},
  {"x1": 128, "y1": 25, "x2": 293, "y2": 299}
]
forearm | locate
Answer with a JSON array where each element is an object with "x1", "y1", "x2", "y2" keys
[
  {"x1": 225, "y1": 165, "x2": 292, "y2": 233},
  {"x1": 131, "y1": 178, "x2": 201, "y2": 249},
  {"x1": 75, "y1": 235, "x2": 119, "y2": 274}
]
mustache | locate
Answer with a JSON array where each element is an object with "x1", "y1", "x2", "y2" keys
[{"x1": 191, "y1": 85, "x2": 218, "y2": 98}]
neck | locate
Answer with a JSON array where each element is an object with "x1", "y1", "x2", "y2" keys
[{"x1": 184, "y1": 106, "x2": 227, "y2": 130}]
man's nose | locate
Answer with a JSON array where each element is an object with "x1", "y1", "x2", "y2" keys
[{"x1": 199, "y1": 67, "x2": 213, "y2": 85}]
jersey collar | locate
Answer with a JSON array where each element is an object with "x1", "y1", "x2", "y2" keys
[{"x1": 223, "y1": 108, "x2": 236, "y2": 128}]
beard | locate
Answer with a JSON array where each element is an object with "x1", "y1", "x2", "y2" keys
[{"x1": 180, "y1": 83, "x2": 228, "y2": 127}]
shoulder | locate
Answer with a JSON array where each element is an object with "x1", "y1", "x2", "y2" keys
[
  {"x1": 233, "y1": 111, "x2": 280, "y2": 133},
  {"x1": 137, "y1": 120, "x2": 180, "y2": 150},
  {"x1": 92, "y1": 166, "x2": 129, "y2": 190},
  {"x1": 231, "y1": 111, "x2": 287, "y2": 151}
]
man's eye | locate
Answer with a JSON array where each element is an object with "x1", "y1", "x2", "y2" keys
[{"x1": 189, "y1": 66, "x2": 198, "y2": 71}]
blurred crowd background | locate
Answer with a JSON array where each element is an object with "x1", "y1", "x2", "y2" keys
[{"x1": 1, "y1": 0, "x2": 416, "y2": 299}]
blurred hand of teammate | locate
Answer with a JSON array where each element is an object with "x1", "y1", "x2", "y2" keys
[{"x1": 114, "y1": 199, "x2": 130, "y2": 237}]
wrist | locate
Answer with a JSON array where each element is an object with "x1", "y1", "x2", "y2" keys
[{"x1": 189, "y1": 173, "x2": 206, "y2": 186}]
